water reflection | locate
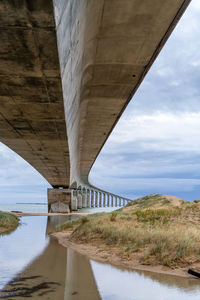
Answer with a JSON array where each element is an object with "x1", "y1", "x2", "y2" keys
[
  {"x1": 1, "y1": 215, "x2": 200, "y2": 299},
  {"x1": 0, "y1": 215, "x2": 100, "y2": 299},
  {"x1": 46, "y1": 214, "x2": 79, "y2": 234},
  {"x1": 0, "y1": 216, "x2": 49, "y2": 289},
  {"x1": 65, "y1": 248, "x2": 100, "y2": 300},
  {"x1": 91, "y1": 262, "x2": 200, "y2": 300}
]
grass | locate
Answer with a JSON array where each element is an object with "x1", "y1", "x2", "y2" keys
[
  {"x1": 54, "y1": 195, "x2": 200, "y2": 268},
  {"x1": 126, "y1": 194, "x2": 164, "y2": 208},
  {"x1": 0, "y1": 212, "x2": 19, "y2": 234}
]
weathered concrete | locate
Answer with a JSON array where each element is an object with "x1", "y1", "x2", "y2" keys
[
  {"x1": 48, "y1": 188, "x2": 71, "y2": 213},
  {"x1": 0, "y1": 0, "x2": 191, "y2": 210},
  {"x1": 71, "y1": 190, "x2": 78, "y2": 211},
  {"x1": 53, "y1": 0, "x2": 191, "y2": 188},
  {"x1": 0, "y1": 0, "x2": 70, "y2": 187}
]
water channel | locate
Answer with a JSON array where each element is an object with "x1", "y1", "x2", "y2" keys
[{"x1": 1, "y1": 214, "x2": 200, "y2": 299}]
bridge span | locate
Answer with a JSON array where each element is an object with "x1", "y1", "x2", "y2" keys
[{"x1": 0, "y1": 0, "x2": 191, "y2": 211}]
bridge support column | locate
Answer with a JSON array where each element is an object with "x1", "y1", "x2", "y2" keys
[
  {"x1": 115, "y1": 196, "x2": 118, "y2": 207},
  {"x1": 99, "y1": 192, "x2": 102, "y2": 207},
  {"x1": 103, "y1": 193, "x2": 106, "y2": 207},
  {"x1": 95, "y1": 191, "x2": 98, "y2": 207},
  {"x1": 77, "y1": 190, "x2": 83, "y2": 209},
  {"x1": 82, "y1": 189, "x2": 87, "y2": 208},
  {"x1": 111, "y1": 195, "x2": 114, "y2": 207},
  {"x1": 71, "y1": 190, "x2": 78, "y2": 211},
  {"x1": 91, "y1": 190, "x2": 95, "y2": 207},
  {"x1": 48, "y1": 188, "x2": 71, "y2": 213},
  {"x1": 107, "y1": 194, "x2": 110, "y2": 207},
  {"x1": 87, "y1": 189, "x2": 91, "y2": 207}
]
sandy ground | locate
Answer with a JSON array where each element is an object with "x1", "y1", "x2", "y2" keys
[{"x1": 52, "y1": 231, "x2": 195, "y2": 279}]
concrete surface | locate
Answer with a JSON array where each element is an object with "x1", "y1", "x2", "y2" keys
[{"x1": 0, "y1": 0, "x2": 191, "y2": 194}]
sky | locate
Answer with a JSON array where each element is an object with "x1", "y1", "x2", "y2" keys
[
  {"x1": 90, "y1": 0, "x2": 200, "y2": 200},
  {"x1": 0, "y1": 0, "x2": 200, "y2": 204}
]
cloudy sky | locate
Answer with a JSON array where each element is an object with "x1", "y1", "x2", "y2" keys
[
  {"x1": 90, "y1": 0, "x2": 200, "y2": 200},
  {"x1": 0, "y1": 0, "x2": 200, "y2": 205}
]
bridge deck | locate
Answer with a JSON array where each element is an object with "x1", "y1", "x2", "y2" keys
[
  {"x1": 0, "y1": 1, "x2": 70, "y2": 186},
  {"x1": 0, "y1": 0, "x2": 191, "y2": 191}
]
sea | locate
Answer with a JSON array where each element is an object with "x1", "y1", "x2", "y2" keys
[{"x1": 0, "y1": 202, "x2": 48, "y2": 213}]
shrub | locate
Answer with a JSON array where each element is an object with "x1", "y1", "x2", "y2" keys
[
  {"x1": 134, "y1": 208, "x2": 181, "y2": 223},
  {"x1": 110, "y1": 211, "x2": 118, "y2": 222},
  {"x1": 81, "y1": 217, "x2": 89, "y2": 224}
]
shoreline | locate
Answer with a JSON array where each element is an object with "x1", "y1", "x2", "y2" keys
[
  {"x1": 52, "y1": 231, "x2": 194, "y2": 279},
  {"x1": 3, "y1": 211, "x2": 90, "y2": 217}
]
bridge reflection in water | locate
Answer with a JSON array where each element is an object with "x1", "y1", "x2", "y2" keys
[
  {"x1": 0, "y1": 216, "x2": 100, "y2": 299},
  {"x1": 1, "y1": 216, "x2": 200, "y2": 300}
]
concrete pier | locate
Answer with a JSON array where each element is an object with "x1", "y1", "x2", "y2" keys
[
  {"x1": 103, "y1": 193, "x2": 106, "y2": 207},
  {"x1": 71, "y1": 190, "x2": 78, "y2": 211},
  {"x1": 82, "y1": 189, "x2": 87, "y2": 208},
  {"x1": 77, "y1": 190, "x2": 83, "y2": 209},
  {"x1": 91, "y1": 190, "x2": 95, "y2": 208},
  {"x1": 87, "y1": 190, "x2": 91, "y2": 207},
  {"x1": 48, "y1": 189, "x2": 71, "y2": 213}
]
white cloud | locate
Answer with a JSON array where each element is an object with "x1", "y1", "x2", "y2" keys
[
  {"x1": 105, "y1": 112, "x2": 200, "y2": 154},
  {"x1": 90, "y1": 111, "x2": 200, "y2": 198},
  {"x1": 0, "y1": 142, "x2": 48, "y2": 187}
]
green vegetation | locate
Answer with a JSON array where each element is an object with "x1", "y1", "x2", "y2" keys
[
  {"x1": 55, "y1": 194, "x2": 200, "y2": 268},
  {"x1": 126, "y1": 194, "x2": 164, "y2": 207},
  {"x1": 0, "y1": 212, "x2": 19, "y2": 234},
  {"x1": 110, "y1": 211, "x2": 118, "y2": 222},
  {"x1": 134, "y1": 208, "x2": 181, "y2": 225}
]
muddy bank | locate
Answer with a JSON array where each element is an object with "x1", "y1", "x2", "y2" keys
[
  {"x1": 52, "y1": 231, "x2": 195, "y2": 279},
  {"x1": 3, "y1": 211, "x2": 90, "y2": 217},
  {"x1": 51, "y1": 194, "x2": 200, "y2": 278}
]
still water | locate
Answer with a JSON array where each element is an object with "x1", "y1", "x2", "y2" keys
[{"x1": 0, "y1": 215, "x2": 200, "y2": 299}]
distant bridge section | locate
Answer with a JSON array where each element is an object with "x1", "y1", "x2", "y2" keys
[{"x1": 0, "y1": 0, "x2": 191, "y2": 211}]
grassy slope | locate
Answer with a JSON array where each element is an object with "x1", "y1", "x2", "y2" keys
[
  {"x1": 55, "y1": 194, "x2": 200, "y2": 268},
  {"x1": 0, "y1": 212, "x2": 19, "y2": 234}
]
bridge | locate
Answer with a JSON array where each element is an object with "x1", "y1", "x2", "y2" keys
[{"x1": 0, "y1": 0, "x2": 191, "y2": 212}]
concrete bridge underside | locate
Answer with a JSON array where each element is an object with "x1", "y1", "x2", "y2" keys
[{"x1": 0, "y1": 0, "x2": 191, "y2": 211}]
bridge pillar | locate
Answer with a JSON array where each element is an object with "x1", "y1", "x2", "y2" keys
[
  {"x1": 99, "y1": 192, "x2": 102, "y2": 207},
  {"x1": 82, "y1": 189, "x2": 87, "y2": 208},
  {"x1": 115, "y1": 196, "x2": 118, "y2": 207},
  {"x1": 71, "y1": 190, "x2": 78, "y2": 211},
  {"x1": 107, "y1": 194, "x2": 110, "y2": 207},
  {"x1": 86, "y1": 189, "x2": 91, "y2": 207},
  {"x1": 91, "y1": 190, "x2": 95, "y2": 207},
  {"x1": 103, "y1": 193, "x2": 106, "y2": 207},
  {"x1": 48, "y1": 188, "x2": 71, "y2": 213},
  {"x1": 77, "y1": 190, "x2": 83, "y2": 209},
  {"x1": 111, "y1": 195, "x2": 114, "y2": 207},
  {"x1": 95, "y1": 191, "x2": 98, "y2": 207}
]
